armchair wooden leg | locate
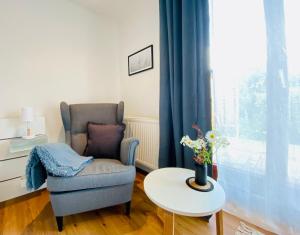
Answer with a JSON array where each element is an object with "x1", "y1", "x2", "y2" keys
[
  {"x1": 125, "y1": 201, "x2": 131, "y2": 216},
  {"x1": 56, "y1": 216, "x2": 63, "y2": 232}
]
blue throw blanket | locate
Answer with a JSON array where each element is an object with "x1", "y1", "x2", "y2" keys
[{"x1": 26, "y1": 143, "x2": 93, "y2": 190}]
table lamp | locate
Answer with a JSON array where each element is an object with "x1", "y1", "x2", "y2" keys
[{"x1": 21, "y1": 107, "x2": 35, "y2": 139}]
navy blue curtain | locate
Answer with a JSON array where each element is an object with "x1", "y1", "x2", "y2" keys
[{"x1": 159, "y1": 0, "x2": 212, "y2": 175}]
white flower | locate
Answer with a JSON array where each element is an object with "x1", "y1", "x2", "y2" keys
[
  {"x1": 180, "y1": 135, "x2": 207, "y2": 151},
  {"x1": 180, "y1": 135, "x2": 193, "y2": 148},
  {"x1": 205, "y1": 130, "x2": 218, "y2": 144},
  {"x1": 194, "y1": 138, "x2": 206, "y2": 149},
  {"x1": 199, "y1": 138, "x2": 207, "y2": 148},
  {"x1": 181, "y1": 130, "x2": 229, "y2": 164}
]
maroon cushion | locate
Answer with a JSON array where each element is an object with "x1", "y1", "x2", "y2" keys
[{"x1": 84, "y1": 122, "x2": 126, "y2": 158}]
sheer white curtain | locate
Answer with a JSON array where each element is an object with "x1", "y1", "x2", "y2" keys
[{"x1": 211, "y1": 0, "x2": 300, "y2": 234}]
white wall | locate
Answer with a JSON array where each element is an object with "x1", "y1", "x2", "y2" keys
[
  {"x1": 117, "y1": 0, "x2": 160, "y2": 119},
  {"x1": 0, "y1": 0, "x2": 120, "y2": 142}
]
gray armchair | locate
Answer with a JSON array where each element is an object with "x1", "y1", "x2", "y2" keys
[{"x1": 47, "y1": 101, "x2": 139, "y2": 232}]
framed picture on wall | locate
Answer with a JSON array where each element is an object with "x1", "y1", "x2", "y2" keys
[{"x1": 128, "y1": 45, "x2": 153, "y2": 76}]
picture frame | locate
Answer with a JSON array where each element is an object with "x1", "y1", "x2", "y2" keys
[{"x1": 128, "y1": 45, "x2": 153, "y2": 76}]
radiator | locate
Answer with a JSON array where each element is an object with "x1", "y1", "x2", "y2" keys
[{"x1": 124, "y1": 117, "x2": 159, "y2": 172}]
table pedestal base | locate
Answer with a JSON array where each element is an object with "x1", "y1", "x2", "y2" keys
[{"x1": 156, "y1": 207, "x2": 224, "y2": 235}]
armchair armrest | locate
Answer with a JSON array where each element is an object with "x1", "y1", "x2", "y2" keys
[{"x1": 120, "y1": 138, "x2": 139, "y2": 166}]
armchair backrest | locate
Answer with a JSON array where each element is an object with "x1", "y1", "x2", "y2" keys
[{"x1": 60, "y1": 101, "x2": 124, "y2": 155}]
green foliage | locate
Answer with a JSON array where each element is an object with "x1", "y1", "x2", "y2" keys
[
  {"x1": 238, "y1": 72, "x2": 300, "y2": 144},
  {"x1": 239, "y1": 72, "x2": 267, "y2": 141}
]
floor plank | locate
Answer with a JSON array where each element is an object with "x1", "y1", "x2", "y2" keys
[{"x1": 0, "y1": 173, "x2": 274, "y2": 235}]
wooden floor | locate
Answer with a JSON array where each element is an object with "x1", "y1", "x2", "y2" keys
[{"x1": 0, "y1": 173, "x2": 274, "y2": 235}]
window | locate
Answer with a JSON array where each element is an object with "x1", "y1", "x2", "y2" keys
[{"x1": 211, "y1": 0, "x2": 300, "y2": 233}]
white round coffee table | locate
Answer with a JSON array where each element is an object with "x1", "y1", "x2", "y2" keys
[{"x1": 144, "y1": 167, "x2": 226, "y2": 235}]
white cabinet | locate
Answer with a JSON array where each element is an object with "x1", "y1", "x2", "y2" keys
[
  {"x1": 0, "y1": 157, "x2": 28, "y2": 181},
  {"x1": 0, "y1": 177, "x2": 29, "y2": 202},
  {"x1": 0, "y1": 140, "x2": 29, "y2": 161},
  {"x1": 0, "y1": 117, "x2": 47, "y2": 202}
]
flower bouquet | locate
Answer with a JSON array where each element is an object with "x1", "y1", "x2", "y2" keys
[{"x1": 180, "y1": 124, "x2": 229, "y2": 187}]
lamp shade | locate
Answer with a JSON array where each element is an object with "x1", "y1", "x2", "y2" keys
[{"x1": 21, "y1": 107, "x2": 34, "y2": 122}]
